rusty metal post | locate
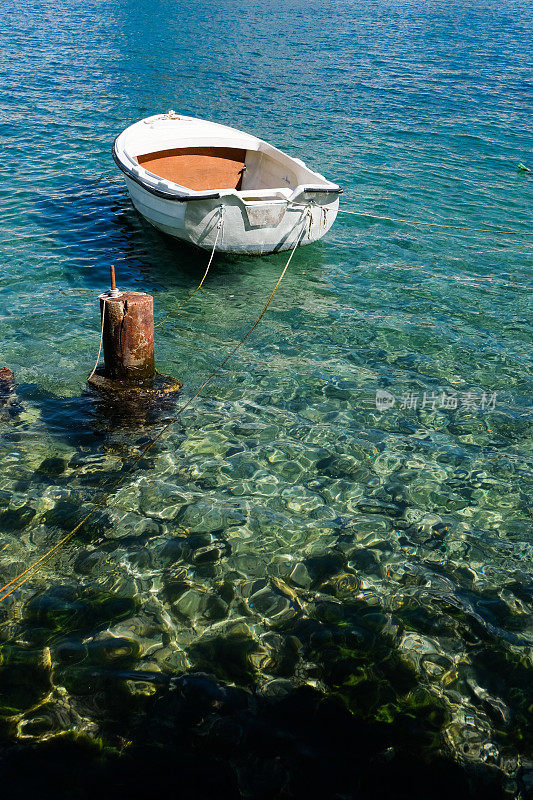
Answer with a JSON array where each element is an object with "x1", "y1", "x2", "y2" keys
[
  {"x1": 100, "y1": 292, "x2": 155, "y2": 382},
  {"x1": 88, "y1": 265, "x2": 181, "y2": 401},
  {"x1": 0, "y1": 367, "x2": 15, "y2": 393}
]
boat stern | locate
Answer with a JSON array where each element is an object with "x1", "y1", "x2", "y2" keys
[{"x1": 183, "y1": 188, "x2": 340, "y2": 255}]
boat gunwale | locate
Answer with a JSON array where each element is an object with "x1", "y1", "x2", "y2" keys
[
  {"x1": 112, "y1": 136, "x2": 222, "y2": 202},
  {"x1": 112, "y1": 118, "x2": 343, "y2": 203}
]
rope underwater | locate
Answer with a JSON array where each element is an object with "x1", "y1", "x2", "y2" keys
[
  {"x1": 87, "y1": 298, "x2": 107, "y2": 382},
  {"x1": 88, "y1": 264, "x2": 123, "y2": 381},
  {"x1": 155, "y1": 206, "x2": 224, "y2": 329},
  {"x1": 337, "y1": 208, "x2": 533, "y2": 236},
  {"x1": 0, "y1": 207, "x2": 310, "y2": 604}
]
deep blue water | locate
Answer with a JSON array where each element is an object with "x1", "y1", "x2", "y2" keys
[{"x1": 0, "y1": 1, "x2": 532, "y2": 797}]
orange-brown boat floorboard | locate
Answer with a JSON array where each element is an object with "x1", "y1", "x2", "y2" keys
[{"x1": 137, "y1": 146, "x2": 246, "y2": 191}]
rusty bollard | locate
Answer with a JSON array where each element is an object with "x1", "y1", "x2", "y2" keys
[
  {"x1": 0, "y1": 366, "x2": 23, "y2": 418},
  {"x1": 0, "y1": 367, "x2": 15, "y2": 408},
  {"x1": 0, "y1": 367, "x2": 15, "y2": 395},
  {"x1": 100, "y1": 290, "x2": 155, "y2": 382},
  {"x1": 88, "y1": 266, "x2": 182, "y2": 399}
]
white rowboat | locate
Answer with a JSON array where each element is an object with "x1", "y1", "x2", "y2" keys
[{"x1": 112, "y1": 112, "x2": 341, "y2": 255}]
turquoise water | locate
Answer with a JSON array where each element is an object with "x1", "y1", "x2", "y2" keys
[{"x1": 0, "y1": 0, "x2": 532, "y2": 796}]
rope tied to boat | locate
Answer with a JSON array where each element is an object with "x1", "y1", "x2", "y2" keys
[
  {"x1": 155, "y1": 205, "x2": 225, "y2": 329},
  {"x1": 0, "y1": 206, "x2": 311, "y2": 604},
  {"x1": 337, "y1": 208, "x2": 533, "y2": 236}
]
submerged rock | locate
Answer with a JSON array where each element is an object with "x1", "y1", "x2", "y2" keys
[
  {"x1": 24, "y1": 586, "x2": 139, "y2": 635},
  {"x1": 172, "y1": 587, "x2": 229, "y2": 625},
  {"x1": 247, "y1": 584, "x2": 292, "y2": 620},
  {"x1": 178, "y1": 500, "x2": 246, "y2": 533},
  {"x1": 85, "y1": 635, "x2": 142, "y2": 666},
  {"x1": 36, "y1": 457, "x2": 68, "y2": 478},
  {"x1": 188, "y1": 621, "x2": 266, "y2": 685},
  {"x1": 0, "y1": 644, "x2": 52, "y2": 717}
]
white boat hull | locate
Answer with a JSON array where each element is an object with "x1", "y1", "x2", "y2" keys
[{"x1": 114, "y1": 113, "x2": 341, "y2": 255}]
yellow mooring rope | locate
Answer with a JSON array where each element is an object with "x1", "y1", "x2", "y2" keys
[
  {"x1": 0, "y1": 208, "x2": 310, "y2": 604},
  {"x1": 87, "y1": 298, "x2": 107, "y2": 381},
  {"x1": 154, "y1": 206, "x2": 224, "y2": 329},
  {"x1": 337, "y1": 208, "x2": 533, "y2": 236}
]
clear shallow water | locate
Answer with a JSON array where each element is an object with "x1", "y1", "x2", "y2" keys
[{"x1": 0, "y1": 0, "x2": 532, "y2": 797}]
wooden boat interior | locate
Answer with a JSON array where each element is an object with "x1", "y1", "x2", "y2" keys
[{"x1": 136, "y1": 146, "x2": 299, "y2": 192}]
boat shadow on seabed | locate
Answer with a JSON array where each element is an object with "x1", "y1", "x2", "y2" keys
[
  {"x1": 34, "y1": 175, "x2": 324, "y2": 296},
  {"x1": 34, "y1": 176, "x2": 200, "y2": 292}
]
